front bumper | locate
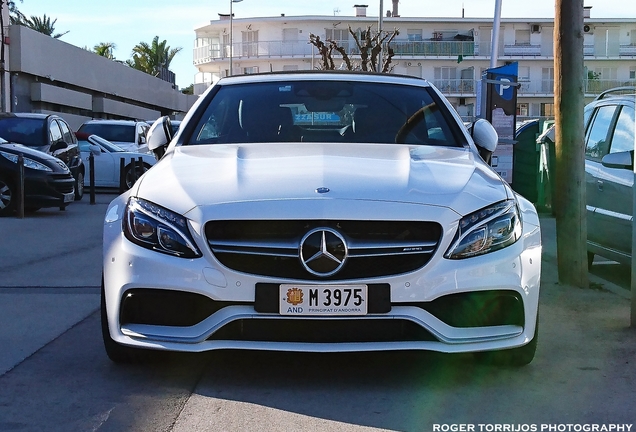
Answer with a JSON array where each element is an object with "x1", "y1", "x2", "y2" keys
[{"x1": 103, "y1": 200, "x2": 541, "y2": 354}]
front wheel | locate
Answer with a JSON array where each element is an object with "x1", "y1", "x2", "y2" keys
[
  {"x1": 0, "y1": 178, "x2": 15, "y2": 216},
  {"x1": 123, "y1": 163, "x2": 151, "y2": 189},
  {"x1": 74, "y1": 172, "x2": 84, "y2": 201}
]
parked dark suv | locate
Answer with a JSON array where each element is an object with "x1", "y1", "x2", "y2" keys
[
  {"x1": 582, "y1": 87, "x2": 635, "y2": 266},
  {"x1": 0, "y1": 113, "x2": 85, "y2": 200}
]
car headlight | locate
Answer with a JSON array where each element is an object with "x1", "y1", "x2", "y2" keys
[
  {"x1": 123, "y1": 197, "x2": 202, "y2": 258},
  {"x1": 0, "y1": 150, "x2": 53, "y2": 172},
  {"x1": 445, "y1": 200, "x2": 522, "y2": 259}
]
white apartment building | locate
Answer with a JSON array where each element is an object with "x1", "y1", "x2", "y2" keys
[{"x1": 192, "y1": 5, "x2": 636, "y2": 121}]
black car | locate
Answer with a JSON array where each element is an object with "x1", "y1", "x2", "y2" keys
[
  {"x1": 0, "y1": 113, "x2": 85, "y2": 200},
  {"x1": 0, "y1": 140, "x2": 76, "y2": 216}
]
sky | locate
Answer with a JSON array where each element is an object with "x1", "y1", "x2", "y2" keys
[{"x1": 13, "y1": 0, "x2": 636, "y2": 89}]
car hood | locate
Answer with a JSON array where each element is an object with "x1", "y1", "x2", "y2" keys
[
  {"x1": 0, "y1": 143, "x2": 59, "y2": 163},
  {"x1": 134, "y1": 143, "x2": 509, "y2": 217}
]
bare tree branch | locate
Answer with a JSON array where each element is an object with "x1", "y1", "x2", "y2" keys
[{"x1": 311, "y1": 26, "x2": 400, "y2": 74}]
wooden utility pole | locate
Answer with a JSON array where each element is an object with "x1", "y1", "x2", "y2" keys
[{"x1": 554, "y1": 0, "x2": 588, "y2": 288}]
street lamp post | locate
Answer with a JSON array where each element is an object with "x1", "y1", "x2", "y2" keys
[{"x1": 229, "y1": 0, "x2": 243, "y2": 76}]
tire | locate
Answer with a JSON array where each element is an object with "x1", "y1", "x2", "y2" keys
[
  {"x1": 101, "y1": 278, "x2": 157, "y2": 363},
  {"x1": 0, "y1": 178, "x2": 15, "y2": 216},
  {"x1": 123, "y1": 163, "x2": 150, "y2": 189},
  {"x1": 74, "y1": 172, "x2": 84, "y2": 201},
  {"x1": 474, "y1": 314, "x2": 539, "y2": 367}
]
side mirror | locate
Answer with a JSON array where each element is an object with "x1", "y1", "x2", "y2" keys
[
  {"x1": 537, "y1": 125, "x2": 555, "y2": 144},
  {"x1": 147, "y1": 116, "x2": 173, "y2": 160},
  {"x1": 471, "y1": 119, "x2": 498, "y2": 163},
  {"x1": 601, "y1": 150, "x2": 634, "y2": 170},
  {"x1": 89, "y1": 144, "x2": 101, "y2": 156},
  {"x1": 138, "y1": 135, "x2": 147, "y2": 145},
  {"x1": 50, "y1": 140, "x2": 68, "y2": 153}
]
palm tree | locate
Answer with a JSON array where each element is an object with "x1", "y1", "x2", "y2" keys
[
  {"x1": 127, "y1": 36, "x2": 182, "y2": 77},
  {"x1": 15, "y1": 13, "x2": 69, "y2": 39},
  {"x1": 6, "y1": 0, "x2": 25, "y2": 25},
  {"x1": 93, "y1": 42, "x2": 117, "y2": 60}
]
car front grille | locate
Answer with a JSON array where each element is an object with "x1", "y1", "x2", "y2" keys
[
  {"x1": 208, "y1": 318, "x2": 437, "y2": 343},
  {"x1": 205, "y1": 220, "x2": 442, "y2": 280},
  {"x1": 50, "y1": 174, "x2": 75, "y2": 194}
]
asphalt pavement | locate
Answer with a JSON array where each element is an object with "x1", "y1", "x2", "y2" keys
[
  {"x1": 0, "y1": 193, "x2": 112, "y2": 375},
  {"x1": 0, "y1": 194, "x2": 632, "y2": 377}
]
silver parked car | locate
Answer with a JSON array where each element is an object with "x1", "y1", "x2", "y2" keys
[
  {"x1": 539, "y1": 87, "x2": 635, "y2": 267},
  {"x1": 583, "y1": 87, "x2": 636, "y2": 266},
  {"x1": 102, "y1": 71, "x2": 542, "y2": 366}
]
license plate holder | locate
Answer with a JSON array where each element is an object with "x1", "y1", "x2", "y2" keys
[{"x1": 279, "y1": 284, "x2": 368, "y2": 316}]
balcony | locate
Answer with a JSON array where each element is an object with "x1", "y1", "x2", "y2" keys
[
  {"x1": 193, "y1": 39, "x2": 475, "y2": 65},
  {"x1": 388, "y1": 40, "x2": 475, "y2": 57},
  {"x1": 503, "y1": 44, "x2": 542, "y2": 56},
  {"x1": 584, "y1": 79, "x2": 636, "y2": 93},
  {"x1": 194, "y1": 40, "x2": 317, "y2": 64},
  {"x1": 620, "y1": 44, "x2": 636, "y2": 56},
  {"x1": 431, "y1": 79, "x2": 475, "y2": 95},
  {"x1": 430, "y1": 79, "x2": 636, "y2": 97}
]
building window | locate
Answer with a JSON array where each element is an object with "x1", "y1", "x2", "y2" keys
[
  {"x1": 629, "y1": 67, "x2": 636, "y2": 80},
  {"x1": 434, "y1": 67, "x2": 458, "y2": 92},
  {"x1": 407, "y1": 29, "x2": 422, "y2": 41},
  {"x1": 541, "y1": 67, "x2": 554, "y2": 93},
  {"x1": 222, "y1": 33, "x2": 230, "y2": 57},
  {"x1": 515, "y1": 29, "x2": 531, "y2": 45},
  {"x1": 326, "y1": 28, "x2": 349, "y2": 50},
  {"x1": 283, "y1": 28, "x2": 298, "y2": 42},
  {"x1": 517, "y1": 103, "x2": 529, "y2": 117},
  {"x1": 243, "y1": 66, "x2": 259, "y2": 74},
  {"x1": 242, "y1": 30, "x2": 258, "y2": 57},
  {"x1": 540, "y1": 103, "x2": 555, "y2": 117}
]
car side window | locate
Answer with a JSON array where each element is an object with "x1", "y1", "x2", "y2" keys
[
  {"x1": 49, "y1": 120, "x2": 63, "y2": 144},
  {"x1": 608, "y1": 105, "x2": 635, "y2": 155},
  {"x1": 58, "y1": 120, "x2": 75, "y2": 145},
  {"x1": 585, "y1": 105, "x2": 617, "y2": 161}
]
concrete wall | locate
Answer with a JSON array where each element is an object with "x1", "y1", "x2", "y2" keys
[{"x1": 7, "y1": 25, "x2": 198, "y2": 129}]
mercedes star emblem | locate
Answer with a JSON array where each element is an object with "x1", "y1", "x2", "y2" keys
[{"x1": 299, "y1": 228, "x2": 348, "y2": 277}]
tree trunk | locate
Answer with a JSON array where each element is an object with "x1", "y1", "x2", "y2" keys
[{"x1": 554, "y1": 0, "x2": 588, "y2": 287}]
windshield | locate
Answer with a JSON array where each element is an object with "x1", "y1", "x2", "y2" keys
[
  {"x1": 78, "y1": 123, "x2": 136, "y2": 143},
  {"x1": 0, "y1": 117, "x2": 46, "y2": 147},
  {"x1": 78, "y1": 135, "x2": 125, "y2": 153},
  {"x1": 187, "y1": 81, "x2": 465, "y2": 147}
]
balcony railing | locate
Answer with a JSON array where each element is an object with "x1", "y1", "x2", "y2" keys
[
  {"x1": 619, "y1": 44, "x2": 636, "y2": 56},
  {"x1": 431, "y1": 79, "x2": 475, "y2": 95},
  {"x1": 503, "y1": 44, "x2": 542, "y2": 56},
  {"x1": 584, "y1": 79, "x2": 636, "y2": 93},
  {"x1": 388, "y1": 40, "x2": 475, "y2": 57},
  {"x1": 428, "y1": 79, "x2": 635, "y2": 96},
  {"x1": 194, "y1": 40, "x2": 636, "y2": 66},
  {"x1": 193, "y1": 39, "x2": 475, "y2": 64}
]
